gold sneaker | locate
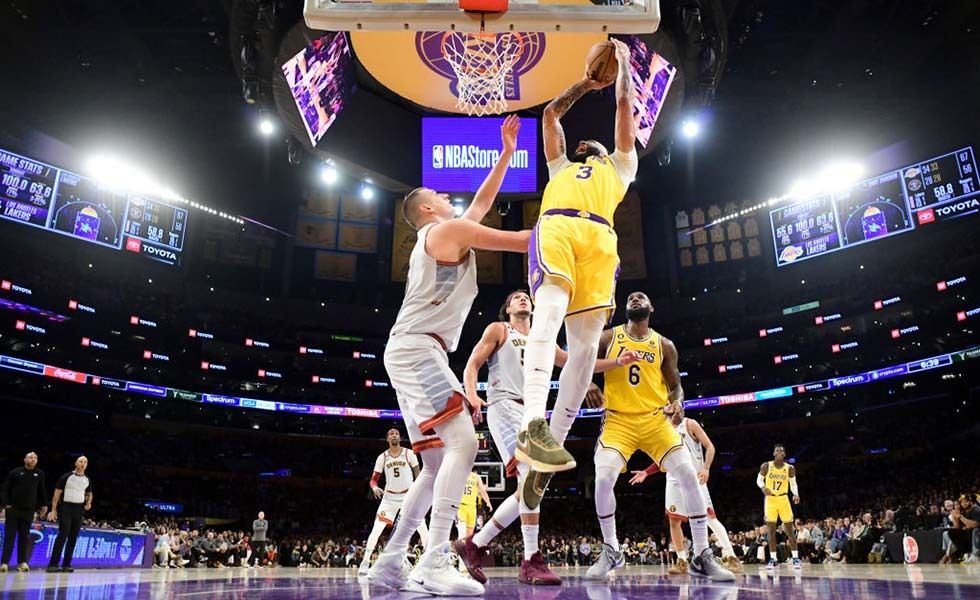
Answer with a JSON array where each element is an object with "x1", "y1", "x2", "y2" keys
[
  {"x1": 722, "y1": 556, "x2": 743, "y2": 573},
  {"x1": 668, "y1": 558, "x2": 688, "y2": 575}
]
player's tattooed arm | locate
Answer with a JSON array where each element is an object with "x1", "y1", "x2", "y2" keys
[
  {"x1": 543, "y1": 79, "x2": 599, "y2": 162},
  {"x1": 609, "y1": 38, "x2": 637, "y2": 153}
]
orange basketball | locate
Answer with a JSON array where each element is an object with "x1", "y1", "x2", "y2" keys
[{"x1": 585, "y1": 41, "x2": 617, "y2": 84}]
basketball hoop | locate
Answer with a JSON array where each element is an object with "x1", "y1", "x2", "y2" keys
[{"x1": 441, "y1": 31, "x2": 523, "y2": 116}]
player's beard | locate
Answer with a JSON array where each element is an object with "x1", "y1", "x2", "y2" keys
[
  {"x1": 626, "y1": 306, "x2": 651, "y2": 322},
  {"x1": 572, "y1": 148, "x2": 602, "y2": 163}
]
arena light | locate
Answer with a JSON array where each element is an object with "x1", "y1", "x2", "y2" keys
[
  {"x1": 818, "y1": 162, "x2": 865, "y2": 192},
  {"x1": 320, "y1": 165, "x2": 338, "y2": 185},
  {"x1": 680, "y1": 118, "x2": 701, "y2": 140},
  {"x1": 360, "y1": 184, "x2": 375, "y2": 201},
  {"x1": 788, "y1": 178, "x2": 820, "y2": 199},
  {"x1": 258, "y1": 117, "x2": 276, "y2": 136}
]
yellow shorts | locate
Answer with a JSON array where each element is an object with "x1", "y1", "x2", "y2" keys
[
  {"x1": 597, "y1": 410, "x2": 682, "y2": 469},
  {"x1": 457, "y1": 505, "x2": 477, "y2": 530},
  {"x1": 764, "y1": 495, "x2": 793, "y2": 524},
  {"x1": 529, "y1": 213, "x2": 620, "y2": 318}
]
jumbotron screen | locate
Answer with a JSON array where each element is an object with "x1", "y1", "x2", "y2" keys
[
  {"x1": 422, "y1": 117, "x2": 538, "y2": 193},
  {"x1": 281, "y1": 32, "x2": 355, "y2": 147},
  {"x1": 771, "y1": 146, "x2": 978, "y2": 267},
  {"x1": 0, "y1": 148, "x2": 188, "y2": 266}
]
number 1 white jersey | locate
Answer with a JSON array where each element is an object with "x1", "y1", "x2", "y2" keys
[{"x1": 374, "y1": 448, "x2": 419, "y2": 493}]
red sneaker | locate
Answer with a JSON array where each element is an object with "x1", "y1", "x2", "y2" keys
[
  {"x1": 519, "y1": 552, "x2": 561, "y2": 585},
  {"x1": 452, "y1": 536, "x2": 488, "y2": 584}
]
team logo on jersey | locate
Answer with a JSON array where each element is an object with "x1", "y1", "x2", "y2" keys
[{"x1": 668, "y1": 505, "x2": 677, "y2": 513}]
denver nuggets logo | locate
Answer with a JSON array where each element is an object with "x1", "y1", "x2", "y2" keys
[
  {"x1": 668, "y1": 505, "x2": 677, "y2": 513},
  {"x1": 415, "y1": 32, "x2": 546, "y2": 102}
]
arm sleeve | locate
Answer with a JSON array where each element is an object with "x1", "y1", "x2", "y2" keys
[
  {"x1": 789, "y1": 477, "x2": 798, "y2": 497},
  {"x1": 643, "y1": 463, "x2": 660, "y2": 476},
  {"x1": 609, "y1": 148, "x2": 638, "y2": 187},
  {"x1": 756, "y1": 473, "x2": 766, "y2": 490},
  {"x1": 407, "y1": 450, "x2": 419, "y2": 469},
  {"x1": 370, "y1": 472, "x2": 381, "y2": 489},
  {"x1": 547, "y1": 156, "x2": 573, "y2": 180}
]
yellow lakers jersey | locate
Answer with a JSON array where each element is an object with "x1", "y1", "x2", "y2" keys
[
  {"x1": 541, "y1": 156, "x2": 627, "y2": 226},
  {"x1": 765, "y1": 461, "x2": 790, "y2": 496},
  {"x1": 460, "y1": 472, "x2": 480, "y2": 507},
  {"x1": 603, "y1": 325, "x2": 669, "y2": 413}
]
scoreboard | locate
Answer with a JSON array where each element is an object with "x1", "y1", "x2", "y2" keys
[
  {"x1": 0, "y1": 148, "x2": 188, "y2": 266},
  {"x1": 771, "y1": 146, "x2": 979, "y2": 267}
]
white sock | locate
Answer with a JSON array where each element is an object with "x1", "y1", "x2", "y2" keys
[
  {"x1": 415, "y1": 520, "x2": 429, "y2": 548},
  {"x1": 522, "y1": 524, "x2": 539, "y2": 560},
  {"x1": 792, "y1": 550, "x2": 799, "y2": 559},
  {"x1": 384, "y1": 447, "x2": 442, "y2": 555},
  {"x1": 690, "y1": 516, "x2": 709, "y2": 555},
  {"x1": 758, "y1": 546, "x2": 767, "y2": 561},
  {"x1": 425, "y1": 413, "x2": 478, "y2": 551},
  {"x1": 473, "y1": 495, "x2": 520, "y2": 547},
  {"x1": 598, "y1": 515, "x2": 619, "y2": 552},
  {"x1": 677, "y1": 549, "x2": 688, "y2": 561},
  {"x1": 708, "y1": 517, "x2": 736, "y2": 558},
  {"x1": 548, "y1": 310, "x2": 606, "y2": 444},
  {"x1": 520, "y1": 283, "x2": 568, "y2": 429},
  {"x1": 361, "y1": 519, "x2": 388, "y2": 567}
]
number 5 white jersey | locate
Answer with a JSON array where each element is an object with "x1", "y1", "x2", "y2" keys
[{"x1": 374, "y1": 448, "x2": 419, "y2": 493}]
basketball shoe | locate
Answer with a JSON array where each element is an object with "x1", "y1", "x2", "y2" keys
[{"x1": 515, "y1": 418, "x2": 575, "y2": 472}]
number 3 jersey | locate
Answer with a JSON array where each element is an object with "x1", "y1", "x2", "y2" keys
[
  {"x1": 373, "y1": 448, "x2": 419, "y2": 493},
  {"x1": 602, "y1": 325, "x2": 669, "y2": 413},
  {"x1": 541, "y1": 149, "x2": 637, "y2": 226}
]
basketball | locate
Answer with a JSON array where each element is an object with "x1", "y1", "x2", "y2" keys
[{"x1": 586, "y1": 41, "x2": 618, "y2": 84}]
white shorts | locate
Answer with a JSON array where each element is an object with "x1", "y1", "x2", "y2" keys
[
  {"x1": 486, "y1": 397, "x2": 526, "y2": 479},
  {"x1": 664, "y1": 476, "x2": 716, "y2": 520},
  {"x1": 385, "y1": 334, "x2": 463, "y2": 451},
  {"x1": 376, "y1": 491, "x2": 407, "y2": 525}
]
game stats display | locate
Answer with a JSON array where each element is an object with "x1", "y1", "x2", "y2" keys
[
  {"x1": 0, "y1": 148, "x2": 188, "y2": 266},
  {"x1": 771, "y1": 147, "x2": 978, "y2": 267}
]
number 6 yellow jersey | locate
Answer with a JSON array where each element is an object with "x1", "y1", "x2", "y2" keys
[{"x1": 602, "y1": 325, "x2": 669, "y2": 414}]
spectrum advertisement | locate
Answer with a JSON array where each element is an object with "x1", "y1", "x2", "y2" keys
[{"x1": 422, "y1": 117, "x2": 538, "y2": 193}]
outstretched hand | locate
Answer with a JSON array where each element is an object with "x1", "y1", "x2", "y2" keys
[
  {"x1": 500, "y1": 114, "x2": 521, "y2": 153},
  {"x1": 629, "y1": 470, "x2": 648, "y2": 485}
]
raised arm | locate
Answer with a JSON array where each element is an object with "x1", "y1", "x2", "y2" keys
[
  {"x1": 463, "y1": 115, "x2": 521, "y2": 223},
  {"x1": 427, "y1": 218, "x2": 531, "y2": 258},
  {"x1": 609, "y1": 39, "x2": 636, "y2": 153},
  {"x1": 660, "y1": 337, "x2": 684, "y2": 413},
  {"x1": 464, "y1": 323, "x2": 506, "y2": 417},
  {"x1": 543, "y1": 78, "x2": 604, "y2": 163}
]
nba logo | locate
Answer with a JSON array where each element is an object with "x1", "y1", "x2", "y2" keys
[
  {"x1": 917, "y1": 209, "x2": 935, "y2": 225},
  {"x1": 432, "y1": 145, "x2": 444, "y2": 169}
]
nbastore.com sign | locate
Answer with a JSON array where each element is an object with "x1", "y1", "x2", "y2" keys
[{"x1": 422, "y1": 117, "x2": 537, "y2": 193}]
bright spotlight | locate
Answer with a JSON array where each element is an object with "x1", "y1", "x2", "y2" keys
[
  {"x1": 680, "y1": 118, "x2": 701, "y2": 139},
  {"x1": 360, "y1": 185, "x2": 375, "y2": 201},
  {"x1": 788, "y1": 179, "x2": 819, "y2": 199},
  {"x1": 320, "y1": 165, "x2": 338, "y2": 185},
  {"x1": 258, "y1": 118, "x2": 275, "y2": 136},
  {"x1": 819, "y1": 162, "x2": 865, "y2": 191},
  {"x1": 453, "y1": 205, "x2": 464, "y2": 217}
]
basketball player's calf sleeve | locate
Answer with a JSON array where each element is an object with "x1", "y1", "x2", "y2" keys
[
  {"x1": 428, "y1": 413, "x2": 479, "y2": 550},
  {"x1": 386, "y1": 448, "x2": 443, "y2": 554},
  {"x1": 522, "y1": 524, "x2": 539, "y2": 560},
  {"x1": 521, "y1": 283, "x2": 568, "y2": 429},
  {"x1": 594, "y1": 449, "x2": 624, "y2": 550},
  {"x1": 473, "y1": 495, "x2": 520, "y2": 547},
  {"x1": 363, "y1": 519, "x2": 389, "y2": 564},
  {"x1": 662, "y1": 451, "x2": 709, "y2": 554},
  {"x1": 550, "y1": 311, "x2": 605, "y2": 444},
  {"x1": 708, "y1": 518, "x2": 735, "y2": 557}
]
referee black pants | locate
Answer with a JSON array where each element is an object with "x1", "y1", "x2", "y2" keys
[
  {"x1": 1, "y1": 508, "x2": 33, "y2": 565},
  {"x1": 49, "y1": 503, "x2": 84, "y2": 568},
  {"x1": 249, "y1": 541, "x2": 266, "y2": 565}
]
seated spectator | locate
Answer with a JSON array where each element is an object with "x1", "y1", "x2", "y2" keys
[{"x1": 941, "y1": 495, "x2": 980, "y2": 564}]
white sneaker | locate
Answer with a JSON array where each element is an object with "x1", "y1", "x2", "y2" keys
[
  {"x1": 367, "y1": 551, "x2": 410, "y2": 590},
  {"x1": 404, "y1": 542, "x2": 484, "y2": 596},
  {"x1": 357, "y1": 562, "x2": 370, "y2": 580}
]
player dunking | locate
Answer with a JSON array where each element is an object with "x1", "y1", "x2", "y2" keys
[
  {"x1": 456, "y1": 290, "x2": 627, "y2": 585},
  {"x1": 516, "y1": 39, "x2": 637, "y2": 486},
  {"x1": 759, "y1": 444, "x2": 802, "y2": 570},
  {"x1": 583, "y1": 292, "x2": 733, "y2": 580},
  {"x1": 358, "y1": 429, "x2": 429, "y2": 578},
  {"x1": 629, "y1": 406, "x2": 743, "y2": 574},
  {"x1": 368, "y1": 116, "x2": 530, "y2": 597}
]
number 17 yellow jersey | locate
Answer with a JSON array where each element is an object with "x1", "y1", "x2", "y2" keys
[{"x1": 602, "y1": 325, "x2": 669, "y2": 414}]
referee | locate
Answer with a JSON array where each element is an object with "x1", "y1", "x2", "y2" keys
[
  {"x1": 47, "y1": 456, "x2": 92, "y2": 573},
  {"x1": 1, "y1": 451, "x2": 48, "y2": 572}
]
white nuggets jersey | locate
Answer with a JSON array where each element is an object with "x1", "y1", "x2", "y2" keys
[
  {"x1": 389, "y1": 223, "x2": 478, "y2": 353},
  {"x1": 374, "y1": 448, "x2": 419, "y2": 493},
  {"x1": 667, "y1": 418, "x2": 705, "y2": 482},
  {"x1": 487, "y1": 324, "x2": 526, "y2": 403}
]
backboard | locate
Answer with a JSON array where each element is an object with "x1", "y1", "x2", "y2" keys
[
  {"x1": 305, "y1": 0, "x2": 660, "y2": 34},
  {"x1": 474, "y1": 461, "x2": 505, "y2": 492}
]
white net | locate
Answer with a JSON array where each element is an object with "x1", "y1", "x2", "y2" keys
[{"x1": 442, "y1": 32, "x2": 523, "y2": 116}]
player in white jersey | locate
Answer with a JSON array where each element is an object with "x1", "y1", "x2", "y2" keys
[
  {"x1": 629, "y1": 406, "x2": 742, "y2": 574},
  {"x1": 369, "y1": 116, "x2": 531, "y2": 597},
  {"x1": 358, "y1": 429, "x2": 429, "y2": 578}
]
